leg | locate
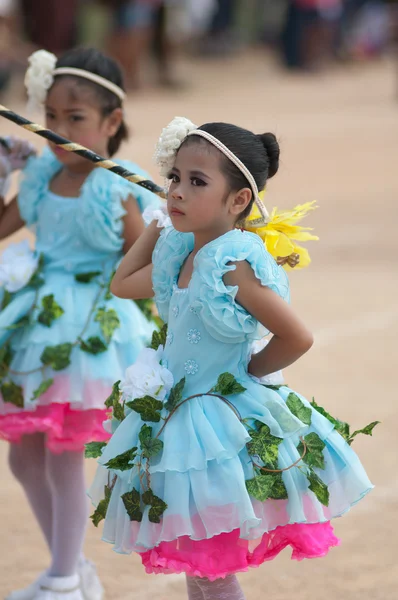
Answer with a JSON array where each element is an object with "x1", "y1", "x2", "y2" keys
[
  {"x1": 194, "y1": 575, "x2": 246, "y2": 600},
  {"x1": 46, "y1": 449, "x2": 88, "y2": 577},
  {"x1": 186, "y1": 576, "x2": 204, "y2": 600},
  {"x1": 8, "y1": 434, "x2": 53, "y2": 549}
]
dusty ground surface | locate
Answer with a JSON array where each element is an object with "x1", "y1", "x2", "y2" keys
[{"x1": 0, "y1": 51, "x2": 397, "y2": 599}]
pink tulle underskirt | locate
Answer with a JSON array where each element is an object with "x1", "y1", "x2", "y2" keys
[
  {"x1": 140, "y1": 522, "x2": 340, "y2": 580},
  {"x1": 0, "y1": 403, "x2": 110, "y2": 453}
]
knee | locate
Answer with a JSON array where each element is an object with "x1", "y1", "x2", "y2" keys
[{"x1": 9, "y1": 444, "x2": 45, "y2": 484}]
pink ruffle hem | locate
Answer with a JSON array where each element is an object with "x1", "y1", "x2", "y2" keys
[
  {"x1": 140, "y1": 522, "x2": 340, "y2": 580},
  {"x1": 0, "y1": 403, "x2": 110, "y2": 453}
]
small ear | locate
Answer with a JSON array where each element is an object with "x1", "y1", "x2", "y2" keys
[
  {"x1": 229, "y1": 187, "x2": 252, "y2": 218},
  {"x1": 104, "y1": 107, "x2": 123, "y2": 138}
]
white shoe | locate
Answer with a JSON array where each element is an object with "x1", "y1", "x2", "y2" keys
[
  {"x1": 5, "y1": 561, "x2": 103, "y2": 600},
  {"x1": 77, "y1": 560, "x2": 104, "y2": 600},
  {"x1": 33, "y1": 575, "x2": 83, "y2": 600}
]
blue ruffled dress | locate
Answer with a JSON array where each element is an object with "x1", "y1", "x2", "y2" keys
[
  {"x1": 0, "y1": 148, "x2": 159, "y2": 453},
  {"x1": 89, "y1": 226, "x2": 373, "y2": 578}
]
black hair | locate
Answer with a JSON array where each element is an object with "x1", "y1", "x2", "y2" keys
[
  {"x1": 182, "y1": 122, "x2": 280, "y2": 221},
  {"x1": 54, "y1": 47, "x2": 128, "y2": 156}
]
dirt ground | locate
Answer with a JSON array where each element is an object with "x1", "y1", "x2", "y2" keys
[{"x1": 0, "y1": 51, "x2": 397, "y2": 599}]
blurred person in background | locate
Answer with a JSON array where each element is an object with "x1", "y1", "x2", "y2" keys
[
  {"x1": 104, "y1": 0, "x2": 182, "y2": 89},
  {"x1": 20, "y1": 0, "x2": 79, "y2": 55},
  {"x1": 281, "y1": 0, "x2": 343, "y2": 70},
  {"x1": 0, "y1": 0, "x2": 15, "y2": 93}
]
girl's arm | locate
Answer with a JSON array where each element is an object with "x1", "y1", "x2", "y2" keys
[
  {"x1": 111, "y1": 220, "x2": 161, "y2": 300},
  {"x1": 224, "y1": 261, "x2": 313, "y2": 378},
  {"x1": 121, "y1": 195, "x2": 145, "y2": 253},
  {"x1": 0, "y1": 196, "x2": 25, "y2": 240}
]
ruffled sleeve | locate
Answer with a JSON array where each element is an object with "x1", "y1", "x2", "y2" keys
[
  {"x1": 17, "y1": 147, "x2": 60, "y2": 227},
  {"x1": 189, "y1": 229, "x2": 290, "y2": 343},
  {"x1": 77, "y1": 160, "x2": 161, "y2": 253},
  {"x1": 152, "y1": 226, "x2": 193, "y2": 322}
]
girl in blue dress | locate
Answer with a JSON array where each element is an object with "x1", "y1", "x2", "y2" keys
[
  {"x1": 0, "y1": 48, "x2": 158, "y2": 600},
  {"x1": 89, "y1": 117, "x2": 375, "y2": 600}
]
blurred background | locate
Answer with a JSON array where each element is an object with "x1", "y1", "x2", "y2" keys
[{"x1": 0, "y1": 1, "x2": 398, "y2": 599}]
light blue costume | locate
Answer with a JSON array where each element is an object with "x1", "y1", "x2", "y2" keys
[
  {"x1": 0, "y1": 148, "x2": 159, "y2": 451},
  {"x1": 90, "y1": 226, "x2": 373, "y2": 576}
]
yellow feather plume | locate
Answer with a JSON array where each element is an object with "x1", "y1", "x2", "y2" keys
[{"x1": 245, "y1": 195, "x2": 318, "y2": 270}]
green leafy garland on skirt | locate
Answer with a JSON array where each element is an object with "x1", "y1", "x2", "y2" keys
[{"x1": 86, "y1": 325, "x2": 379, "y2": 527}]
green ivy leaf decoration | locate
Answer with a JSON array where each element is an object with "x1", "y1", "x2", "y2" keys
[
  {"x1": 164, "y1": 377, "x2": 186, "y2": 411},
  {"x1": 268, "y1": 472, "x2": 289, "y2": 500},
  {"x1": 246, "y1": 473, "x2": 282, "y2": 502},
  {"x1": 75, "y1": 271, "x2": 102, "y2": 284},
  {"x1": 27, "y1": 256, "x2": 45, "y2": 290},
  {"x1": 310, "y1": 399, "x2": 354, "y2": 443},
  {"x1": 94, "y1": 307, "x2": 120, "y2": 343},
  {"x1": 104, "y1": 380, "x2": 125, "y2": 422},
  {"x1": 135, "y1": 299, "x2": 155, "y2": 321},
  {"x1": 90, "y1": 485, "x2": 112, "y2": 527},
  {"x1": 139, "y1": 423, "x2": 152, "y2": 445},
  {"x1": 37, "y1": 295, "x2": 64, "y2": 328},
  {"x1": 297, "y1": 432, "x2": 326, "y2": 470},
  {"x1": 310, "y1": 398, "x2": 339, "y2": 426},
  {"x1": 286, "y1": 392, "x2": 312, "y2": 426},
  {"x1": 85, "y1": 441, "x2": 107, "y2": 459},
  {"x1": 122, "y1": 488, "x2": 143, "y2": 522},
  {"x1": 0, "y1": 345, "x2": 14, "y2": 379},
  {"x1": 264, "y1": 384, "x2": 286, "y2": 391},
  {"x1": 40, "y1": 343, "x2": 73, "y2": 371},
  {"x1": 349, "y1": 421, "x2": 380, "y2": 445},
  {"x1": 31, "y1": 378, "x2": 54, "y2": 401},
  {"x1": 141, "y1": 437, "x2": 163, "y2": 460},
  {"x1": 211, "y1": 372, "x2": 246, "y2": 396},
  {"x1": 104, "y1": 271, "x2": 115, "y2": 301},
  {"x1": 334, "y1": 420, "x2": 351, "y2": 442},
  {"x1": 1, "y1": 381, "x2": 24, "y2": 408},
  {"x1": 80, "y1": 337, "x2": 108, "y2": 355},
  {"x1": 126, "y1": 396, "x2": 163, "y2": 422},
  {"x1": 150, "y1": 324, "x2": 167, "y2": 351},
  {"x1": 6, "y1": 315, "x2": 30, "y2": 330},
  {"x1": 247, "y1": 423, "x2": 283, "y2": 469},
  {"x1": 142, "y1": 488, "x2": 168, "y2": 523},
  {"x1": 105, "y1": 380, "x2": 121, "y2": 409},
  {"x1": 307, "y1": 469, "x2": 330, "y2": 507},
  {"x1": 1, "y1": 290, "x2": 13, "y2": 310},
  {"x1": 138, "y1": 424, "x2": 164, "y2": 459},
  {"x1": 105, "y1": 447, "x2": 138, "y2": 471}
]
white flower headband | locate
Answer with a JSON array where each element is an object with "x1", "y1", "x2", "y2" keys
[
  {"x1": 154, "y1": 116, "x2": 269, "y2": 224},
  {"x1": 24, "y1": 50, "x2": 126, "y2": 113}
]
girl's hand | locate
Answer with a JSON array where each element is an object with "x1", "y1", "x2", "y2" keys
[{"x1": 0, "y1": 136, "x2": 37, "y2": 173}]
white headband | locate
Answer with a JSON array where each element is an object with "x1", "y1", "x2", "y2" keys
[
  {"x1": 154, "y1": 116, "x2": 269, "y2": 223},
  {"x1": 25, "y1": 50, "x2": 125, "y2": 113}
]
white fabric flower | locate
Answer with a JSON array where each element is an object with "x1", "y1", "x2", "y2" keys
[
  {"x1": 24, "y1": 50, "x2": 57, "y2": 113},
  {"x1": 0, "y1": 240, "x2": 39, "y2": 293},
  {"x1": 120, "y1": 346, "x2": 174, "y2": 402},
  {"x1": 142, "y1": 205, "x2": 172, "y2": 229},
  {"x1": 154, "y1": 116, "x2": 197, "y2": 176},
  {"x1": 249, "y1": 337, "x2": 284, "y2": 386}
]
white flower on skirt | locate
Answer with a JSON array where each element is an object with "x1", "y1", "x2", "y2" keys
[
  {"x1": 249, "y1": 337, "x2": 284, "y2": 386},
  {"x1": 120, "y1": 346, "x2": 174, "y2": 402},
  {"x1": 0, "y1": 240, "x2": 39, "y2": 293}
]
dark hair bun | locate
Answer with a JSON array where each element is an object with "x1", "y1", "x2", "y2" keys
[{"x1": 257, "y1": 133, "x2": 280, "y2": 179}]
